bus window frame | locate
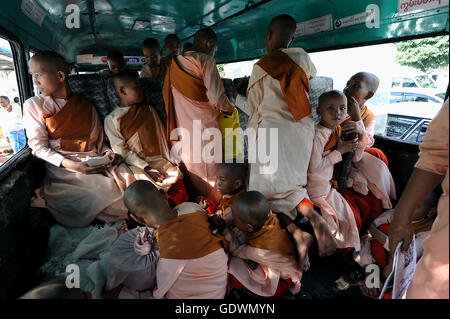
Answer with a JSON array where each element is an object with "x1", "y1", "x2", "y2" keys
[{"x1": 0, "y1": 26, "x2": 33, "y2": 183}]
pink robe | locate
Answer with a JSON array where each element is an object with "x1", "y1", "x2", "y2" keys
[
  {"x1": 407, "y1": 99, "x2": 449, "y2": 299},
  {"x1": 307, "y1": 123, "x2": 361, "y2": 250},
  {"x1": 169, "y1": 51, "x2": 234, "y2": 200},
  {"x1": 23, "y1": 95, "x2": 133, "y2": 227},
  {"x1": 347, "y1": 117, "x2": 396, "y2": 209},
  {"x1": 225, "y1": 228, "x2": 303, "y2": 297},
  {"x1": 246, "y1": 48, "x2": 317, "y2": 219},
  {"x1": 152, "y1": 203, "x2": 228, "y2": 299},
  {"x1": 104, "y1": 105, "x2": 182, "y2": 192}
]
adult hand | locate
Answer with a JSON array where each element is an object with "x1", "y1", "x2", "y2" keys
[
  {"x1": 388, "y1": 212, "x2": 415, "y2": 254},
  {"x1": 342, "y1": 120, "x2": 365, "y2": 141}
]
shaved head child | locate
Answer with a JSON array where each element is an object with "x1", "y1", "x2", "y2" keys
[
  {"x1": 227, "y1": 191, "x2": 303, "y2": 297},
  {"x1": 123, "y1": 180, "x2": 228, "y2": 299},
  {"x1": 23, "y1": 50, "x2": 134, "y2": 227},
  {"x1": 307, "y1": 90, "x2": 361, "y2": 252},
  {"x1": 244, "y1": 14, "x2": 336, "y2": 268},
  {"x1": 99, "y1": 50, "x2": 136, "y2": 79},
  {"x1": 140, "y1": 37, "x2": 173, "y2": 79},
  {"x1": 163, "y1": 27, "x2": 234, "y2": 202},
  {"x1": 104, "y1": 71, "x2": 188, "y2": 208},
  {"x1": 163, "y1": 34, "x2": 181, "y2": 57}
]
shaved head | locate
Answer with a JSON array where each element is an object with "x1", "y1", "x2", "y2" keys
[
  {"x1": 124, "y1": 180, "x2": 172, "y2": 225},
  {"x1": 352, "y1": 72, "x2": 380, "y2": 92},
  {"x1": 266, "y1": 14, "x2": 297, "y2": 49},
  {"x1": 142, "y1": 38, "x2": 161, "y2": 50},
  {"x1": 112, "y1": 70, "x2": 139, "y2": 92},
  {"x1": 194, "y1": 28, "x2": 217, "y2": 45},
  {"x1": 30, "y1": 50, "x2": 70, "y2": 75},
  {"x1": 232, "y1": 191, "x2": 270, "y2": 228},
  {"x1": 319, "y1": 90, "x2": 347, "y2": 108}
]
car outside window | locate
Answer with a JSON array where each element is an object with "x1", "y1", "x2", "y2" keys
[{"x1": 385, "y1": 115, "x2": 418, "y2": 138}]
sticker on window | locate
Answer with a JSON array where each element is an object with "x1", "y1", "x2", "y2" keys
[
  {"x1": 398, "y1": 0, "x2": 449, "y2": 16},
  {"x1": 295, "y1": 14, "x2": 333, "y2": 38},
  {"x1": 21, "y1": 0, "x2": 46, "y2": 27}
]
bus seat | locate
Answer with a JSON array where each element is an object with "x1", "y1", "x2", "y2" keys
[
  {"x1": 139, "y1": 78, "x2": 166, "y2": 124},
  {"x1": 68, "y1": 74, "x2": 113, "y2": 121},
  {"x1": 106, "y1": 77, "x2": 166, "y2": 124},
  {"x1": 309, "y1": 76, "x2": 333, "y2": 121}
]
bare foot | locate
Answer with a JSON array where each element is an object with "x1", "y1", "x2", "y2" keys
[
  {"x1": 287, "y1": 223, "x2": 313, "y2": 271},
  {"x1": 298, "y1": 206, "x2": 337, "y2": 257}
]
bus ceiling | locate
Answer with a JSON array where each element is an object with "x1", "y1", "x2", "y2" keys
[{"x1": 0, "y1": 0, "x2": 448, "y2": 64}]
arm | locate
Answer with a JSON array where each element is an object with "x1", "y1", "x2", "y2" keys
[
  {"x1": 389, "y1": 100, "x2": 449, "y2": 253},
  {"x1": 309, "y1": 134, "x2": 343, "y2": 172},
  {"x1": 202, "y1": 56, "x2": 235, "y2": 113},
  {"x1": 22, "y1": 99, "x2": 65, "y2": 167},
  {"x1": 103, "y1": 114, "x2": 149, "y2": 171}
]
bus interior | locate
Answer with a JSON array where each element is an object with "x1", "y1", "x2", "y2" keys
[{"x1": 0, "y1": 0, "x2": 448, "y2": 299}]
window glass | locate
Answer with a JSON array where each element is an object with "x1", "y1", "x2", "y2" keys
[
  {"x1": 385, "y1": 115, "x2": 418, "y2": 138},
  {"x1": 389, "y1": 92, "x2": 403, "y2": 103},
  {"x1": 415, "y1": 75, "x2": 437, "y2": 88},
  {"x1": 402, "y1": 78, "x2": 417, "y2": 88},
  {"x1": 417, "y1": 122, "x2": 429, "y2": 143},
  {"x1": 0, "y1": 37, "x2": 26, "y2": 165}
]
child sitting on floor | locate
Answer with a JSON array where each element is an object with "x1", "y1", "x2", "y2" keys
[
  {"x1": 123, "y1": 180, "x2": 228, "y2": 299},
  {"x1": 227, "y1": 191, "x2": 303, "y2": 298},
  {"x1": 198, "y1": 163, "x2": 247, "y2": 218},
  {"x1": 307, "y1": 90, "x2": 361, "y2": 251},
  {"x1": 107, "y1": 226, "x2": 159, "y2": 299},
  {"x1": 104, "y1": 71, "x2": 188, "y2": 208}
]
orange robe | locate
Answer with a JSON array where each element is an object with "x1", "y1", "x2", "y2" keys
[
  {"x1": 407, "y1": 99, "x2": 449, "y2": 299},
  {"x1": 163, "y1": 52, "x2": 234, "y2": 202},
  {"x1": 227, "y1": 213, "x2": 302, "y2": 297},
  {"x1": 246, "y1": 48, "x2": 317, "y2": 219},
  {"x1": 23, "y1": 94, "x2": 133, "y2": 227},
  {"x1": 153, "y1": 203, "x2": 228, "y2": 299},
  {"x1": 104, "y1": 104, "x2": 188, "y2": 207}
]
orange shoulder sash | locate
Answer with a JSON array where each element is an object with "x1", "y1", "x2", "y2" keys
[
  {"x1": 323, "y1": 126, "x2": 342, "y2": 152},
  {"x1": 246, "y1": 213, "x2": 296, "y2": 261},
  {"x1": 45, "y1": 94, "x2": 94, "y2": 152},
  {"x1": 256, "y1": 50, "x2": 311, "y2": 122},
  {"x1": 162, "y1": 56, "x2": 208, "y2": 140},
  {"x1": 156, "y1": 211, "x2": 224, "y2": 259},
  {"x1": 119, "y1": 104, "x2": 163, "y2": 157}
]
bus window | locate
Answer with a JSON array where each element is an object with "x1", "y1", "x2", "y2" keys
[{"x1": 0, "y1": 37, "x2": 26, "y2": 165}]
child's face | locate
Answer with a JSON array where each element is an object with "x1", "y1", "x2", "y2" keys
[
  {"x1": 231, "y1": 210, "x2": 250, "y2": 232},
  {"x1": 143, "y1": 47, "x2": 161, "y2": 67},
  {"x1": 344, "y1": 76, "x2": 373, "y2": 107},
  {"x1": 164, "y1": 39, "x2": 180, "y2": 56},
  {"x1": 29, "y1": 59, "x2": 65, "y2": 96},
  {"x1": 215, "y1": 167, "x2": 242, "y2": 196},
  {"x1": 318, "y1": 96, "x2": 348, "y2": 128},
  {"x1": 107, "y1": 58, "x2": 126, "y2": 75},
  {"x1": 120, "y1": 79, "x2": 143, "y2": 105}
]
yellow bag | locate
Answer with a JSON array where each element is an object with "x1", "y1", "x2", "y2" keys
[{"x1": 218, "y1": 109, "x2": 243, "y2": 161}]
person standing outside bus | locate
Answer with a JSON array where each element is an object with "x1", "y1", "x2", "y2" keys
[{"x1": 0, "y1": 95, "x2": 26, "y2": 153}]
